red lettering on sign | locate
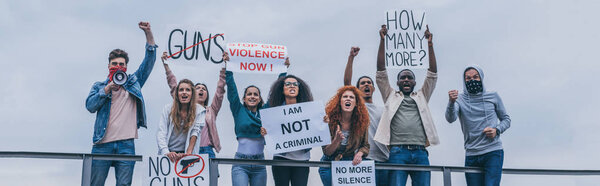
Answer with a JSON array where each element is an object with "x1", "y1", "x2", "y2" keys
[
  {"x1": 240, "y1": 49, "x2": 248, "y2": 57},
  {"x1": 260, "y1": 44, "x2": 286, "y2": 50},
  {"x1": 256, "y1": 63, "x2": 267, "y2": 71},
  {"x1": 240, "y1": 62, "x2": 268, "y2": 71}
]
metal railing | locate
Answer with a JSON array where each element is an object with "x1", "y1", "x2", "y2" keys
[{"x1": 2, "y1": 151, "x2": 600, "y2": 186}]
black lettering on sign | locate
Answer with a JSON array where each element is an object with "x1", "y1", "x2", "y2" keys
[
  {"x1": 384, "y1": 10, "x2": 428, "y2": 68},
  {"x1": 281, "y1": 119, "x2": 311, "y2": 134},
  {"x1": 146, "y1": 156, "x2": 173, "y2": 177},
  {"x1": 283, "y1": 106, "x2": 302, "y2": 115},
  {"x1": 167, "y1": 29, "x2": 225, "y2": 64},
  {"x1": 335, "y1": 167, "x2": 347, "y2": 173},
  {"x1": 386, "y1": 10, "x2": 425, "y2": 31},
  {"x1": 348, "y1": 166, "x2": 372, "y2": 173}
]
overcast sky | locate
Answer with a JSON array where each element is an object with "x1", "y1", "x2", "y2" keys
[{"x1": 1, "y1": 0, "x2": 600, "y2": 185}]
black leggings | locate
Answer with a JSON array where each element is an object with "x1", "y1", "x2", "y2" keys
[{"x1": 272, "y1": 156, "x2": 310, "y2": 186}]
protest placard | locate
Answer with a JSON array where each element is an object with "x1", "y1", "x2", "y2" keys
[
  {"x1": 143, "y1": 154, "x2": 210, "y2": 186},
  {"x1": 384, "y1": 10, "x2": 429, "y2": 69},
  {"x1": 226, "y1": 42, "x2": 288, "y2": 74},
  {"x1": 165, "y1": 26, "x2": 225, "y2": 64},
  {"x1": 331, "y1": 160, "x2": 376, "y2": 186},
  {"x1": 261, "y1": 101, "x2": 331, "y2": 154}
]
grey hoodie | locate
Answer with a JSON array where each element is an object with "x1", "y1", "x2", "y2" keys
[{"x1": 445, "y1": 65, "x2": 511, "y2": 156}]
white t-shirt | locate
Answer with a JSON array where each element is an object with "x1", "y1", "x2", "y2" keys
[{"x1": 366, "y1": 103, "x2": 389, "y2": 162}]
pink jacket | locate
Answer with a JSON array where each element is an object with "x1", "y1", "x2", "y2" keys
[{"x1": 165, "y1": 65, "x2": 224, "y2": 152}]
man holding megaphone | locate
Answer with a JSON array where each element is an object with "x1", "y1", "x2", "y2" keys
[{"x1": 85, "y1": 21, "x2": 157, "y2": 186}]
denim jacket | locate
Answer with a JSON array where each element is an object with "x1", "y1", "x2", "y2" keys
[{"x1": 86, "y1": 43, "x2": 157, "y2": 144}]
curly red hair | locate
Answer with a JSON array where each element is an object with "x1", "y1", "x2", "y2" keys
[{"x1": 325, "y1": 86, "x2": 370, "y2": 152}]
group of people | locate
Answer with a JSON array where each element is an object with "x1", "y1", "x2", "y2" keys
[{"x1": 86, "y1": 22, "x2": 511, "y2": 186}]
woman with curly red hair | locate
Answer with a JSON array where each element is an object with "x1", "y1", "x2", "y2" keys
[{"x1": 318, "y1": 86, "x2": 370, "y2": 186}]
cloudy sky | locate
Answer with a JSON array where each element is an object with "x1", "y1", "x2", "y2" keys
[{"x1": 1, "y1": 0, "x2": 600, "y2": 185}]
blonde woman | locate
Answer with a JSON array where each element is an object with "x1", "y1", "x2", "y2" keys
[{"x1": 156, "y1": 79, "x2": 206, "y2": 162}]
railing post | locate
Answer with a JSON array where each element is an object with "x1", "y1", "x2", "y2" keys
[
  {"x1": 443, "y1": 167, "x2": 452, "y2": 186},
  {"x1": 81, "y1": 154, "x2": 92, "y2": 186},
  {"x1": 209, "y1": 158, "x2": 219, "y2": 186}
]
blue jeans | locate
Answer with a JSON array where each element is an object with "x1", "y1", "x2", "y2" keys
[
  {"x1": 90, "y1": 139, "x2": 135, "y2": 186},
  {"x1": 375, "y1": 160, "x2": 390, "y2": 186},
  {"x1": 465, "y1": 150, "x2": 504, "y2": 186},
  {"x1": 232, "y1": 153, "x2": 266, "y2": 186},
  {"x1": 388, "y1": 145, "x2": 430, "y2": 186},
  {"x1": 318, "y1": 155, "x2": 354, "y2": 186},
  {"x1": 198, "y1": 146, "x2": 216, "y2": 158}
]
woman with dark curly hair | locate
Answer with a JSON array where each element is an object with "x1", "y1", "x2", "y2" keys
[
  {"x1": 266, "y1": 74, "x2": 313, "y2": 186},
  {"x1": 318, "y1": 86, "x2": 370, "y2": 186}
]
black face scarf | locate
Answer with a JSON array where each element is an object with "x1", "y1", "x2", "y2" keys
[{"x1": 466, "y1": 80, "x2": 483, "y2": 94}]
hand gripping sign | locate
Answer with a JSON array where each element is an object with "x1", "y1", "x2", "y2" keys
[
  {"x1": 384, "y1": 9, "x2": 429, "y2": 69},
  {"x1": 331, "y1": 160, "x2": 376, "y2": 186},
  {"x1": 226, "y1": 42, "x2": 288, "y2": 74},
  {"x1": 143, "y1": 154, "x2": 210, "y2": 186},
  {"x1": 261, "y1": 101, "x2": 331, "y2": 154}
]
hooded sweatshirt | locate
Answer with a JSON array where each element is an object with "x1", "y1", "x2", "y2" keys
[{"x1": 445, "y1": 65, "x2": 511, "y2": 156}]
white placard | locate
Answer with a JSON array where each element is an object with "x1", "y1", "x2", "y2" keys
[
  {"x1": 331, "y1": 160, "x2": 376, "y2": 186},
  {"x1": 226, "y1": 42, "x2": 288, "y2": 74},
  {"x1": 142, "y1": 154, "x2": 210, "y2": 186},
  {"x1": 384, "y1": 10, "x2": 429, "y2": 69},
  {"x1": 261, "y1": 101, "x2": 331, "y2": 154}
]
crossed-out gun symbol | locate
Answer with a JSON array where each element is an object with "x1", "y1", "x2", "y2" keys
[{"x1": 179, "y1": 158, "x2": 200, "y2": 174}]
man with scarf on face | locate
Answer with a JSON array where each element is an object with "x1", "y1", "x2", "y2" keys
[
  {"x1": 445, "y1": 65, "x2": 511, "y2": 186},
  {"x1": 85, "y1": 21, "x2": 157, "y2": 186},
  {"x1": 373, "y1": 24, "x2": 439, "y2": 186}
]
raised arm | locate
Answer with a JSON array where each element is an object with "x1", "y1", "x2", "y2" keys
[
  {"x1": 425, "y1": 25, "x2": 437, "y2": 73},
  {"x1": 278, "y1": 57, "x2": 290, "y2": 78},
  {"x1": 226, "y1": 70, "x2": 243, "y2": 114},
  {"x1": 344, "y1": 47, "x2": 360, "y2": 85},
  {"x1": 375, "y1": 25, "x2": 394, "y2": 103},
  {"x1": 209, "y1": 67, "x2": 227, "y2": 115},
  {"x1": 376, "y1": 25, "x2": 387, "y2": 71},
  {"x1": 133, "y1": 21, "x2": 157, "y2": 87},
  {"x1": 419, "y1": 26, "x2": 438, "y2": 101},
  {"x1": 140, "y1": 21, "x2": 155, "y2": 46},
  {"x1": 161, "y1": 52, "x2": 178, "y2": 97}
]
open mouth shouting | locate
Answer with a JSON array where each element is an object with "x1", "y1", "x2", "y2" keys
[
  {"x1": 402, "y1": 82, "x2": 412, "y2": 92},
  {"x1": 364, "y1": 87, "x2": 371, "y2": 93},
  {"x1": 288, "y1": 88, "x2": 297, "y2": 95},
  {"x1": 180, "y1": 94, "x2": 190, "y2": 102},
  {"x1": 342, "y1": 100, "x2": 353, "y2": 111},
  {"x1": 362, "y1": 86, "x2": 372, "y2": 97}
]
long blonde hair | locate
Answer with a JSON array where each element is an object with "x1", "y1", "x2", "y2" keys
[{"x1": 170, "y1": 79, "x2": 197, "y2": 133}]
